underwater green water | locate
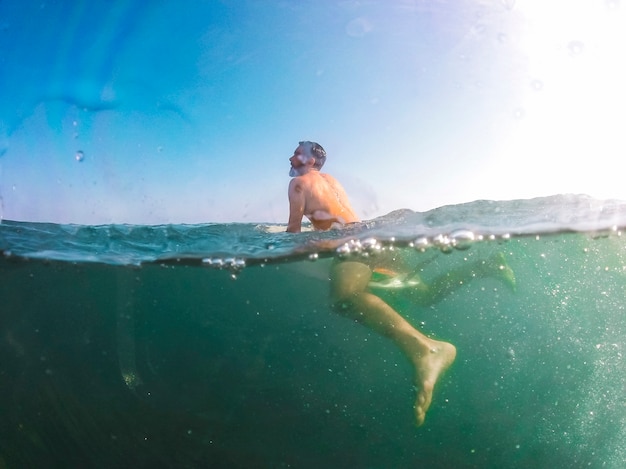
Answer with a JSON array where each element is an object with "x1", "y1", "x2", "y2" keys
[{"x1": 1, "y1": 225, "x2": 625, "y2": 468}]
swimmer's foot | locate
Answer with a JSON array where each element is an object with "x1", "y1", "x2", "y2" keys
[
  {"x1": 413, "y1": 340, "x2": 456, "y2": 427},
  {"x1": 487, "y1": 252, "x2": 516, "y2": 292}
]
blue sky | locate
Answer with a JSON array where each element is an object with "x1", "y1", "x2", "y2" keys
[{"x1": 1, "y1": 0, "x2": 625, "y2": 224}]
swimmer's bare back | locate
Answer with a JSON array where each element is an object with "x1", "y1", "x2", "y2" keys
[{"x1": 288, "y1": 171, "x2": 359, "y2": 232}]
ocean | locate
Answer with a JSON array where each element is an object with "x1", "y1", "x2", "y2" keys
[{"x1": 1, "y1": 194, "x2": 625, "y2": 468}]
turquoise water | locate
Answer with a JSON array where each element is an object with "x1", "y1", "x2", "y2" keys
[{"x1": 1, "y1": 195, "x2": 626, "y2": 468}]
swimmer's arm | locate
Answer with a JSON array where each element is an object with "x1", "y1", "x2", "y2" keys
[{"x1": 286, "y1": 178, "x2": 305, "y2": 233}]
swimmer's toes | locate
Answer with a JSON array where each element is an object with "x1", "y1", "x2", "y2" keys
[
  {"x1": 414, "y1": 399, "x2": 427, "y2": 427},
  {"x1": 414, "y1": 387, "x2": 433, "y2": 427}
]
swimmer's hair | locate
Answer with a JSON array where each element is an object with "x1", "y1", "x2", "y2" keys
[{"x1": 299, "y1": 141, "x2": 326, "y2": 170}]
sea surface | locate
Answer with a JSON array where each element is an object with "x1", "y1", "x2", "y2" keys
[{"x1": 1, "y1": 194, "x2": 626, "y2": 468}]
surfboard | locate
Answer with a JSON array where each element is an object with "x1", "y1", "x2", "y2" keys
[
  {"x1": 368, "y1": 268, "x2": 422, "y2": 290},
  {"x1": 257, "y1": 224, "x2": 313, "y2": 233}
]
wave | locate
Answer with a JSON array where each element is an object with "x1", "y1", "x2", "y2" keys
[{"x1": 1, "y1": 194, "x2": 626, "y2": 266}]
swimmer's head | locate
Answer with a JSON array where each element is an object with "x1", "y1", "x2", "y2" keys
[{"x1": 298, "y1": 141, "x2": 326, "y2": 170}]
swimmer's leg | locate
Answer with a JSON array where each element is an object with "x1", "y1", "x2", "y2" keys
[
  {"x1": 330, "y1": 261, "x2": 456, "y2": 426},
  {"x1": 406, "y1": 251, "x2": 516, "y2": 307}
]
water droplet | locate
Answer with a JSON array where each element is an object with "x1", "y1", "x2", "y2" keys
[
  {"x1": 513, "y1": 108, "x2": 525, "y2": 119},
  {"x1": 497, "y1": 32, "x2": 508, "y2": 44},
  {"x1": 531, "y1": 79, "x2": 544, "y2": 91},
  {"x1": 75, "y1": 150, "x2": 85, "y2": 162},
  {"x1": 568, "y1": 40, "x2": 584, "y2": 56}
]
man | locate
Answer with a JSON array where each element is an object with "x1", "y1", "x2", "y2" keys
[
  {"x1": 286, "y1": 141, "x2": 513, "y2": 426},
  {"x1": 286, "y1": 141, "x2": 359, "y2": 232}
]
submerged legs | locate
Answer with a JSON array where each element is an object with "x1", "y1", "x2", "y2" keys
[
  {"x1": 330, "y1": 252, "x2": 514, "y2": 426},
  {"x1": 401, "y1": 252, "x2": 516, "y2": 307},
  {"x1": 330, "y1": 261, "x2": 456, "y2": 426}
]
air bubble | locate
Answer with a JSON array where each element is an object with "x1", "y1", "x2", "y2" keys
[
  {"x1": 223, "y1": 258, "x2": 237, "y2": 267},
  {"x1": 361, "y1": 238, "x2": 382, "y2": 254},
  {"x1": 201, "y1": 257, "x2": 246, "y2": 273},
  {"x1": 413, "y1": 236, "x2": 430, "y2": 252},
  {"x1": 202, "y1": 258, "x2": 224, "y2": 268},
  {"x1": 336, "y1": 239, "x2": 366, "y2": 257},
  {"x1": 450, "y1": 229, "x2": 475, "y2": 250},
  {"x1": 432, "y1": 234, "x2": 453, "y2": 253},
  {"x1": 336, "y1": 243, "x2": 352, "y2": 257},
  {"x1": 75, "y1": 150, "x2": 85, "y2": 162},
  {"x1": 308, "y1": 253, "x2": 319, "y2": 261}
]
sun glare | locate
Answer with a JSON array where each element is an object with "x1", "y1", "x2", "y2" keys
[{"x1": 508, "y1": 0, "x2": 626, "y2": 200}]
